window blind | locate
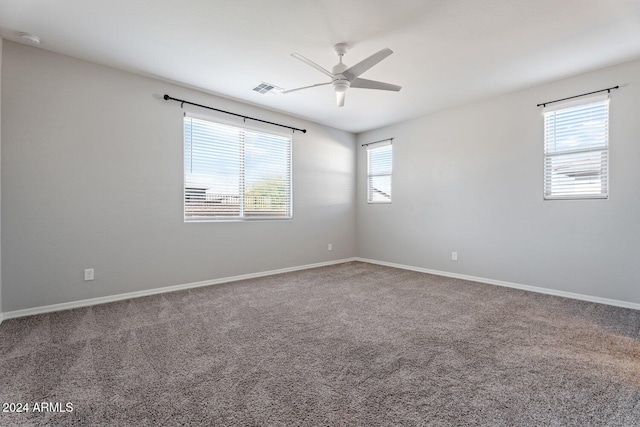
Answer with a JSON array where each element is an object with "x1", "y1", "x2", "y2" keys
[
  {"x1": 367, "y1": 141, "x2": 392, "y2": 203},
  {"x1": 543, "y1": 94, "x2": 609, "y2": 200},
  {"x1": 184, "y1": 116, "x2": 292, "y2": 220}
]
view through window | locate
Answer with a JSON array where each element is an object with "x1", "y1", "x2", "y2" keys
[
  {"x1": 184, "y1": 116, "x2": 292, "y2": 220},
  {"x1": 367, "y1": 142, "x2": 392, "y2": 203},
  {"x1": 543, "y1": 95, "x2": 609, "y2": 200}
]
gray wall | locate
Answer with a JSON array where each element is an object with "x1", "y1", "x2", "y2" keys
[
  {"x1": 1, "y1": 41, "x2": 356, "y2": 312},
  {"x1": 357, "y1": 59, "x2": 640, "y2": 304}
]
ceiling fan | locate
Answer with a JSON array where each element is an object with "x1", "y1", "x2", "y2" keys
[{"x1": 282, "y1": 43, "x2": 402, "y2": 107}]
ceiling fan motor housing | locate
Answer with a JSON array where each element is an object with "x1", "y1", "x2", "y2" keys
[
  {"x1": 332, "y1": 59, "x2": 349, "y2": 93},
  {"x1": 332, "y1": 79, "x2": 350, "y2": 93}
]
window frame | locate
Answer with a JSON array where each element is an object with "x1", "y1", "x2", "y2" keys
[
  {"x1": 183, "y1": 114, "x2": 293, "y2": 222},
  {"x1": 366, "y1": 141, "x2": 393, "y2": 204},
  {"x1": 543, "y1": 94, "x2": 609, "y2": 201}
]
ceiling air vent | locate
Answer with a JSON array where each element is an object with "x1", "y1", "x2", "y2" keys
[{"x1": 252, "y1": 82, "x2": 283, "y2": 95}]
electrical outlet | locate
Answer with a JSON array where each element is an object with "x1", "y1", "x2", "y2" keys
[
  {"x1": 328, "y1": 243, "x2": 333, "y2": 251},
  {"x1": 451, "y1": 252, "x2": 458, "y2": 261},
  {"x1": 84, "y1": 268, "x2": 95, "y2": 281}
]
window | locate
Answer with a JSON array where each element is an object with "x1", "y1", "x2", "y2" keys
[
  {"x1": 184, "y1": 116, "x2": 292, "y2": 221},
  {"x1": 543, "y1": 94, "x2": 609, "y2": 200},
  {"x1": 367, "y1": 141, "x2": 392, "y2": 203}
]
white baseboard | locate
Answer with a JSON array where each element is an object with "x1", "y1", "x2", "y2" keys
[
  {"x1": 1, "y1": 258, "x2": 358, "y2": 321},
  {"x1": 355, "y1": 257, "x2": 640, "y2": 311}
]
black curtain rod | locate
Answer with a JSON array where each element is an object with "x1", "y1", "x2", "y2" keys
[
  {"x1": 163, "y1": 94, "x2": 307, "y2": 133},
  {"x1": 537, "y1": 85, "x2": 619, "y2": 108},
  {"x1": 362, "y1": 137, "x2": 394, "y2": 147}
]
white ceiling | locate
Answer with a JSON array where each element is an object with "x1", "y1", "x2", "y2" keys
[{"x1": 1, "y1": 0, "x2": 640, "y2": 133}]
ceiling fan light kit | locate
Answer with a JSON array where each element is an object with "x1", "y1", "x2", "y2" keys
[{"x1": 283, "y1": 43, "x2": 401, "y2": 107}]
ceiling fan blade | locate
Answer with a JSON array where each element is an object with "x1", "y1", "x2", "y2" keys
[
  {"x1": 291, "y1": 53, "x2": 335, "y2": 78},
  {"x1": 281, "y1": 82, "x2": 331, "y2": 94},
  {"x1": 336, "y1": 91, "x2": 346, "y2": 107},
  {"x1": 342, "y1": 48, "x2": 393, "y2": 81},
  {"x1": 350, "y1": 78, "x2": 402, "y2": 92}
]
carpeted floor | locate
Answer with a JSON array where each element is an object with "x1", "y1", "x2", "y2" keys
[{"x1": 1, "y1": 261, "x2": 639, "y2": 426}]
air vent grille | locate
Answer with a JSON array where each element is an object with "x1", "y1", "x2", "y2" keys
[{"x1": 252, "y1": 82, "x2": 282, "y2": 95}]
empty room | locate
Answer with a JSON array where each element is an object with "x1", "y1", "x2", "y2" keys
[{"x1": 1, "y1": 1, "x2": 640, "y2": 425}]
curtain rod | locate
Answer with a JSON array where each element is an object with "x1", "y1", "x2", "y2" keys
[
  {"x1": 536, "y1": 85, "x2": 619, "y2": 108},
  {"x1": 362, "y1": 137, "x2": 394, "y2": 147},
  {"x1": 163, "y1": 94, "x2": 307, "y2": 133}
]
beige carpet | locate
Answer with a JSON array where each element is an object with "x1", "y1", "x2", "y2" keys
[{"x1": 1, "y1": 261, "x2": 639, "y2": 426}]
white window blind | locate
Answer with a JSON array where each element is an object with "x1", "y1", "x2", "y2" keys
[
  {"x1": 367, "y1": 141, "x2": 392, "y2": 203},
  {"x1": 184, "y1": 116, "x2": 292, "y2": 220},
  {"x1": 543, "y1": 94, "x2": 609, "y2": 200}
]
